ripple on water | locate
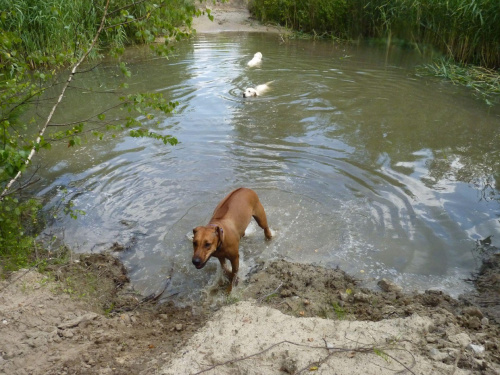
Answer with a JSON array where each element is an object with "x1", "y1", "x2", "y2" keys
[{"x1": 33, "y1": 33, "x2": 500, "y2": 302}]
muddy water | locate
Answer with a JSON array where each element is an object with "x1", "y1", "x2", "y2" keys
[{"x1": 34, "y1": 33, "x2": 500, "y2": 301}]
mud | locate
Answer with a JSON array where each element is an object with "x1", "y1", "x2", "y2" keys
[
  {"x1": 461, "y1": 252, "x2": 500, "y2": 325},
  {"x1": 0, "y1": 252, "x2": 209, "y2": 375}
]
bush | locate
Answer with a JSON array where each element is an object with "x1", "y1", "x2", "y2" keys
[{"x1": 0, "y1": 196, "x2": 40, "y2": 273}]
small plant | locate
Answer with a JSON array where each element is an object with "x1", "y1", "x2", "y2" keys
[
  {"x1": 62, "y1": 276, "x2": 76, "y2": 296},
  {"x1": 331, "y1": 301, "x2": 346, "y2": 320},
  {"x1": 225, "y1": 295, "x2": 241, "y2": 305},
  {"x1": 373, "y1": 348, "x2": 390, "y2": 363},
  {"x1": 265, "y1": 292, "x2": 279, "y2": 302},
  {"x1": 104, "y1": 303, "x2": 115, "y2": 317}
]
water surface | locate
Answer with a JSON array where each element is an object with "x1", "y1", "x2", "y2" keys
[{"x1": 33, "y1": 33, "x2": 500, "y2": 301}]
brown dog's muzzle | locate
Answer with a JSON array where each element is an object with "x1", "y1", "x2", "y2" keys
[{"x1": 192, "y1": 256, "x2": 207, "y2": 269}]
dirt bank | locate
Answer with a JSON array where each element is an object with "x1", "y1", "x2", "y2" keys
[
  {"x1": 0, "y1": 253, "x2": 209, "y2": 375},
  {"x1": 1, "y1": 253, "x2": 499, "y2": 375}
]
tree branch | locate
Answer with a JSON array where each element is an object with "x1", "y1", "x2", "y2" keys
[
  {"x1": 0, "y1": 0, "x2": 111, "y2": 200},
  {"x1": 107, "y1": 0, "x2": 150, "y2": 17},
  {"x1": 105, "y1": 13, "x2": 150, "y2": 30}
]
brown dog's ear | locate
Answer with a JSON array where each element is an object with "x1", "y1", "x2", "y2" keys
[
  {"x1": 216, "y1": 226, "x2": 224, "y2": 245},
  {"x1": 193, "y1": 226, "x2": 202, "y2": 235}
]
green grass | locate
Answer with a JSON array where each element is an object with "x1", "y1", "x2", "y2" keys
[
  {"x1": 417, "y1": 59, "x2": 500, "y2": 106},
  {"x1": 331, "y1": 301, "x2": 346, "y2": 320}
]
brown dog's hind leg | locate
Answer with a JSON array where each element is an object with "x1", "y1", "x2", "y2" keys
[{"x1": 253, "y1": 201, "x2": 272, "y2": 239}]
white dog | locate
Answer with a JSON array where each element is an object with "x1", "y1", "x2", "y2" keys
[
  {"x1": 247, "y1": 52, "x2": 262, "y2": 67},
  {"x1": 243, "y1": 81, "x2": 274, "y2": 98}
]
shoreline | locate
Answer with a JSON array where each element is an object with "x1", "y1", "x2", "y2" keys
[
  {"x1": 191, "y1": 0, "x2": 286, "y2": 34},
  {"x1": 1, "y1": 252, "x2": 499, "y2": 374}
]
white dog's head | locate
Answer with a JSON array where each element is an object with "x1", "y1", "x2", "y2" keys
[
  {"x1": 243, "y1": 88, "x2": 258, "y2": 98},
  {"x1": 243, "y1": 81, "x2": 273, "y2": 98}
]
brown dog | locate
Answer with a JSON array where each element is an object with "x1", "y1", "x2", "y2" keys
[{"x1": 192, "y1": 188, "x2": 272, "y2": 293}]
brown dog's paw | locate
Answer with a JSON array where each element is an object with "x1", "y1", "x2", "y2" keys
[
  {"x1": 225, "y1": 275, "x2": 239, "y2": 294},
  {"x1": 222, "y1": 267, "x2": 232, "y2": 279}
]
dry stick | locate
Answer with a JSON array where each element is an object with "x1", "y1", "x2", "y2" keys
[
  {"x1": 0, "y1": 0, "x2": 111, "y2": 201},
  {"x1": 342, "y1": 330, "x2": 418, "y2": 374},
  {"x1": 450, "y1": 349, "x2": 462, "y2": 375},
  {"x1": 191, "y1": 334, "x2": 417, "y2": 375},
  {"x1": 192, "y1": 340, "x2": 382, "y2": 375},
  {"x1": 110, "y1": 268, "x2": 174, "y2": 314}
]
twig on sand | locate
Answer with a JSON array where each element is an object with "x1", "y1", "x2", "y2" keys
[{"x1": 192, "y1": 338, "x2": 417, "y2": 375}]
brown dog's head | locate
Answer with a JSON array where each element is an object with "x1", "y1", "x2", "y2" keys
[{"x1": 192, "y1": 225, "x2": 223, "y2": 269}]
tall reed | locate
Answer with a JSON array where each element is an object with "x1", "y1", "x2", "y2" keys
[
  {"x1": 249, "y1": 0, "x2": 500, "y2": 68},
  {"x1": 0, "y1": 0, "x2": 195, "y2": 68},
  {"x1": 1, "y1": 0, "x2": 101, "y2": 66}
]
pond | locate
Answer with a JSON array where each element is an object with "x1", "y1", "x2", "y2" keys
[{"x1": 32, "y1": 33, "x2": 500, "y2": 302}]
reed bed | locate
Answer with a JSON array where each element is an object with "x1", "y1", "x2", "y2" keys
[
  {"x1": 417, "y1": 59, "x2": 500, "y2": 105},
  {"x1": 249, "y1": 0, "x2": 500, "y2": 69}
]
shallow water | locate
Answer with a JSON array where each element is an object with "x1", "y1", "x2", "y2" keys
[{"x1": 32, "y1": 33, "x2": 500, "y2": 301}]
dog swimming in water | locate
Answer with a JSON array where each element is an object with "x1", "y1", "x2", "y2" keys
[
  {"x1": 243, "y1": 81, "x2": 274, "y2": 98},
  {"x1": 247, "y1": 52, "x2": 262, "y2": 67}
]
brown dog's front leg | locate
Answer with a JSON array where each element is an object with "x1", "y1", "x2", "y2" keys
[
  {"x1": 226, "y1": 255, "x2": 239, "y2": 294},
  {"x1": 218, "y1": 257, "x2": 232, "y2": 279}
]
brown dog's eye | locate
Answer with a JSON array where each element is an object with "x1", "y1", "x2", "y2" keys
[
  {"x1": 193, "y1": 241, "x2": 198, "y2": 247},
  {"x1": 204, "y1": 243, "x2": 210, "y2": 248}
]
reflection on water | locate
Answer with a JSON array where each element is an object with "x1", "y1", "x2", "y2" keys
[{"x1": 31, "y1": 33, "x2": 500, "y2": 301}]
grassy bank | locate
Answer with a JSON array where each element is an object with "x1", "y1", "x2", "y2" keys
[
  {"x1": 249, "y1": 0, "x2": 500, "y2": 68},
  {"x1": 417, "y1": 59, "x2": 500, "y2": 105}
]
